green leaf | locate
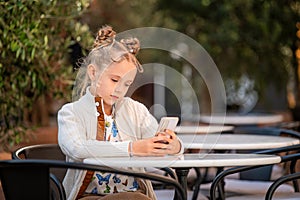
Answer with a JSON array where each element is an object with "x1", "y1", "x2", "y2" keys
[
  {"x1": 16, "y1": 48, "x2": 21, "y2": 59},
  {"x1": 32, "y1": 72, "x2": 36, "y2": 88},
  {"x1": 31, "y1": 47, "x2": 36, "y2": 59},
  {"x1": 10, "y1": 42, "x2": 18, "y2": 51},
  {"x1": 21, "y1": 49, "x2": 25, "y2": 61},
  {"x1": 44, "y1": 35, "x2": 48, "y2": 46}
]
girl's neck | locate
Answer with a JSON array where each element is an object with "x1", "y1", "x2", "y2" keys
[{"x1": 103, "y1": 103, "x2": 112, "y2": 116}]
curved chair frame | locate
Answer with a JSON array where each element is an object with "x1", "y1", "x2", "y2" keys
[
  {"x1": 12, "y1": 143, "x2": 65, "y2": 160},
  {"x1": 0, "y1": 159, "x2": 186, "y2": 200},
  {"x1": 191, "y1": 127, "x2": 300, "y2": 200},
  {"x1": 265, "y1": 172, "x2": 300, "y2": 200},
  {"x1": 209, "y1": 144, "x2": 300, "y2": 200}
]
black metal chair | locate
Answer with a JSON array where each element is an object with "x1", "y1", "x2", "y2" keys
[
  {"x1": 233, "y1": 126, "x2": 300, "y2": 181},
  {"x1": 190, "y1": 127, "x2": 300, "y2": 200},
  {"x1": 12, "y1": 144, "x2": 66, "y2": 182},
  {"x1": 209, "y1": 144, "x2": 300, "y2": 200},
  {"x1": 11, "y1": 144, "x2": 187, "y2": 200},
  {"x1": 265, "y1": 171, "x2": 300, "y2": 200},
  {"x1": 267, "y1": 121, "x2": 300, "y2": 132},
  {"x1": 0, "y1": 159, "x2": 186, "y2": 200}
]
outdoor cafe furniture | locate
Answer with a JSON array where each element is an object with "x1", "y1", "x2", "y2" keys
[
  {"x1": 199, "y1": 113, "x2": 283, "y2": 126},
  {"x1": 177, "y1": 133, "x2": 300, "y2": 150},
  {"x1": 0, "y1": 159, "x2": 186, "y2": 200},
  {"x1": 84, "y1": 153, "x2": 281, "y2": 200},
  {"x1": 209, "y1": 144, "x2": 300, "y2": 200},
  {"x1": 177, "y1": 132, "x2": 300, "y2": 200},
  {"x1": 175, "y1": 125, "x2": 234, "y2": 134}
]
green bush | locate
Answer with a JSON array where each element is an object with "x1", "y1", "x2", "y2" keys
[{"x1": 0, "y1": 0, "x2": 93, "y2": 150}]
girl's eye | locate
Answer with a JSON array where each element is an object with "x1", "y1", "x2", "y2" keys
[{"x1": 111, "y1": 79, "x2": 118, "y2": 82}]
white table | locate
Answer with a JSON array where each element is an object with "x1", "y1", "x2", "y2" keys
[
  {"x1": 178, "y1": 134, "x2": 300, "y2": 150},
  {"x1": 84, "y1": 153, "x2": 281, "y2": 168},
  {"x1": 176, "y1": 133, "x2": 299, "y2": 199},
  {"x1": 84, "y1": 153, "x2": 281, "y2": 200},
  {"x1": 175, "y1": 125, "x2": 234, "y2": 134},
  {"x1": 200, "y1": 113, "x2": 283, "y2": 125}
]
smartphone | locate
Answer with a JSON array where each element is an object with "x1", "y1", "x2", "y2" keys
[
  {"x1": 157, "y1": 117, "x2": 179, "y2": 133},
  {"x1": 155, "y1": 117, "x2": 179, "y2": 144}
]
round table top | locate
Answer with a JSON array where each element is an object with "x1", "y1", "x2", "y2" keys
[
  {"x1": 84, "y1": 153, "x2": 281, "y2": 168},
  {"x1": 178, "y1": 133, "x2": 300, "y2": 150},
  {"x1": 175, "y1": 125, "x2": 234, "y2": 134},
  {"x1": 200, "y1": 113, "x2": 283, "y2": 125}
]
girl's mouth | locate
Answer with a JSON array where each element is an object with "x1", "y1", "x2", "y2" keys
[{"x1": 111, "y1": 95, "x2": 119, "y2": 100}]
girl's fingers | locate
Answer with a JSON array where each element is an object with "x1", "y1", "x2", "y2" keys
[
  {"x1": 165, "y1": 129, "x2": 176, "y2": 139},
  {"x1": 152, "y1": 135, "x2": 170, "y2": 143},
  {"x1": 152, "y1": 148, "x2": 170, "y2": 154},
  {"x1": 133, "y1": 135, "x2": 180, "y2": 156}
]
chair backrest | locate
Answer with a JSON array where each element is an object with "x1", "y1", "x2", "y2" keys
[
  {"x1": 12, "y1": 144, "x2": 65, "y2": 160},
  {"x1": 233, "y1": 126, "x2": 300, "y2": 181},
  {"x1": 12, "y1": 144, "x2": 67, "y2": 182},
  {"x1": 270, "y1": 121, "x2": 300, "y2": 132},
  {"x1": 234, "y1": 126, "x2": 300, "y2": 138},
  {"x1": 0, "y1": 159, "x2": 186, "y2": 200}
]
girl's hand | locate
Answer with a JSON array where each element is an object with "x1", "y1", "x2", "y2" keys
[
  {"x1": 157, "y1": 129, "x2": 181, "y2": 155},
  {"x1": 131, "y1": 129, "x2": 181, "y2": 156}
]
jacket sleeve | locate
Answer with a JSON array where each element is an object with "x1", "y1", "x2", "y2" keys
[{"x1": 58, "y1": 103, "x2": 130, "y2": 161}]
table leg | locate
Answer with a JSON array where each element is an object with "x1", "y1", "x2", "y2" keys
[{"x1": 174, "y1": 168, "x2": 190, "y2": 200}]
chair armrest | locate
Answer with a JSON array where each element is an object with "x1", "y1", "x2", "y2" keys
[
  {"x1": 210, "y1": 152, "x2": 300, "y2": 200},
  {"x1": 159, "y1": 167, "x2": 177, "y2": 179},
  {"x1": 265, "y1": 172, "x2": 300, "y2": 200}
]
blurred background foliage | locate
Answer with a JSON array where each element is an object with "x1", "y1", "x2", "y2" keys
[
  {"x1": 83, "y1": 0, "x2": 300, "y2": 112},
  {"x1": 0, "y1": 0, "x2": 93, "y2": 149},
  {"x1": 0, "y1": 0, "x2": 300, "y2": 148}
]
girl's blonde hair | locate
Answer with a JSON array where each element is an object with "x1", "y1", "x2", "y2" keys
[{"x1": 72, "y1": 25, "x2": 142, "y2": 101}]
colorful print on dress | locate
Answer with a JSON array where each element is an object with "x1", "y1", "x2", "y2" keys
[
  {"x1": 122, "y1": 179, "x2": 128, "y2": 186},
  {"x1": 130, "y1": 180, "x2": 139, "y2": 190},
  {"x1": 104, "y1": 185, "x2": 111, "y2": 193},
  {"x1": 112, "y1": 121, "x2": 118, "y2": 137},
  {"x1": 91, "y1": 187, "x2": 98, "y2": 194},
  {"x1": 113, "y1": 186, "x2": 118, "y2": 193},
  {"x1": 96, "y1": 173, "x2": 111, "y2": 185},
  {"x1": 113, "y1": 174, "x2": 121, "y2": 184},
  {"x1": 105, "y1": 121, "x2": 111, "y2": 127}
]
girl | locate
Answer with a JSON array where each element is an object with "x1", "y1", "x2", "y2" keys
[{"x1": 57, "y1": 26, "x2": 183, "y2": 200}]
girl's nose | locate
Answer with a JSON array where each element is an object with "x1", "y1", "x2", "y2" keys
[{"x1": 114, "y1": 83, "x2": 123, "y2": 93}]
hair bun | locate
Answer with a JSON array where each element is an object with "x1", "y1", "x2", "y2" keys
[
  {"x1": 120, "y1": 38, "x2": 140, "y2": 55},
  {"x1": 93, "y1": 25, "x2": 116, "y2": 48}
]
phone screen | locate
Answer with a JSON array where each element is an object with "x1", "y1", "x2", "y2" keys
[{"x1": 157, "y1": 117, "x2": 179, "y2": 133}]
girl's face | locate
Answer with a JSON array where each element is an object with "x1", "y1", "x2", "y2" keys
[{"x1": 91, "y1": 59, "x2": 137, "y2": 107}]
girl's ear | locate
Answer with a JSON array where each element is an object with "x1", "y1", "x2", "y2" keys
[{"x1": 87, "y1": 64, "x2": 96, "y2": 81}]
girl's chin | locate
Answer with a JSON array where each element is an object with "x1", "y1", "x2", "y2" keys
[{"x1": 103, "y1": 99, "x2": 117, "y2": 106}]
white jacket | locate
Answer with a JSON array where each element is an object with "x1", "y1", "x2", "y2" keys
[{"x1": 58, "y1": 88, "x2": 181, "y2": 200}]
